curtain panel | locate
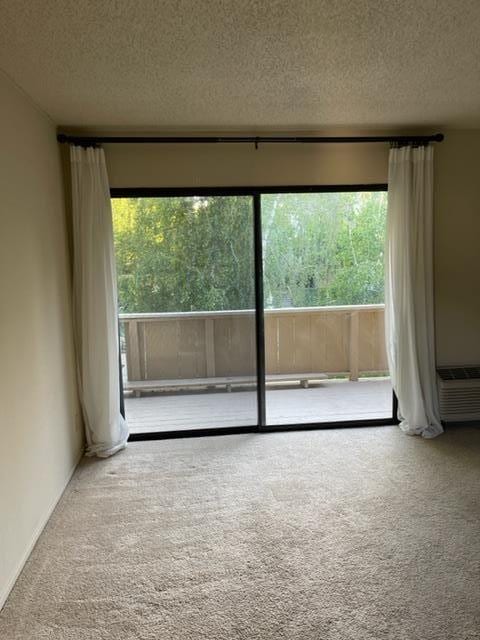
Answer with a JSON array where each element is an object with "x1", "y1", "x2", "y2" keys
[
  {"x1": 70, "y1": 145, "x2": 129, "y2": 457},
  {"x1": 385, "y1": 145, "x2": 442, "y2": 438}
]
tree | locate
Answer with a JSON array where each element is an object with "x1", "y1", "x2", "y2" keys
[
  {"x1": 261, "y1": 191, "x2": 386, "y2": 307},
  {"x1": 112, "y1": 191, "x2": 387, "y2": 313},
  {"x1": 112, "y1": 196, "x2": 255, "y2": 312}
]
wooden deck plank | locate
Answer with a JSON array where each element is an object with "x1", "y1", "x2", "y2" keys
[{"x1": 125, "y1": 377, "x2": 392, "y2": 433}]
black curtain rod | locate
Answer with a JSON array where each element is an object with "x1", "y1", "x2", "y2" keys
[{"x1": 57, "y1": 133, "x2": 444, "y2": 146}]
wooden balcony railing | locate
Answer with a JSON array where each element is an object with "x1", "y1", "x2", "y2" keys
[{"x1": 119, "y1": 304, "x2": 387, "y2": 386}]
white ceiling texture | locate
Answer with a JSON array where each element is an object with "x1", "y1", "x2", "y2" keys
[{"x1": 1, "y1": 0, "x2": 480, "y2": 130}]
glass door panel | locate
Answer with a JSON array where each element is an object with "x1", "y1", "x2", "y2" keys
[
  {"x1": 261, "y1": 191, "x2": 392, "y2": 425},
  {"x1": 112, "y1": 195, "x2": 257, "y2": 433}
]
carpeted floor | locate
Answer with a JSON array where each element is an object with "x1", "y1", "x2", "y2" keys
[{"x1": 1, "y1": 426, "x2": 479, "y2": 639}]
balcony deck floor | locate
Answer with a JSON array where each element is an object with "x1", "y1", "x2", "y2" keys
[{"x1": 125, "y1": 377, "x2": 392, "y2": 433}]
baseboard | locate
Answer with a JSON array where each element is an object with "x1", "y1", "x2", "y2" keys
[{"x1": 0, "y1": 446, "x2": 84, "y2": 611}]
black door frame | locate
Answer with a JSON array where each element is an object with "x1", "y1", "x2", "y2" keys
[{"x1": 111, "y1": 184, "x2": 398, "y2": 441}]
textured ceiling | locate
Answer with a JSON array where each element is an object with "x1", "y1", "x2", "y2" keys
[{"x1": 1, "y1": 0, "x2": 480, "y2": 129}]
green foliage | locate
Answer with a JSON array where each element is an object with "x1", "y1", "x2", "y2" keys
[
  {"x1": 262, "y1": 191, "x2": 387, "y2": 307},
  {"x1": 112, "y1": 192, "x2": 387, "y2": 313},
  {"x1": 112, "y1": 196, "x2": 255, "y2": 312}
]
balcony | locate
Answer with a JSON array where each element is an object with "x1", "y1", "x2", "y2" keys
[{"x1": 120, "y1": 304, "x2": 392, "y2": 433}]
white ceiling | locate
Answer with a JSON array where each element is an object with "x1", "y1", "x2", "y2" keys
[{"x1": 1, "y1": 0, "x2": 480, "y2": 130}]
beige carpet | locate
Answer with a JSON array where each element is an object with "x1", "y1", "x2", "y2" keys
[{"x1": 1, "y1": 426, "x2": 479, "y2": 639}]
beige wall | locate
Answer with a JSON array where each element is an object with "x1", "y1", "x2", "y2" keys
[
  {"x1": 434, "y1": 132, "x2": 480, "y2": 365},
  {"x1": 0, "y1": 74, "x2": 83, "y2": 608},
  {"x1": 103, "y1": 130, "x2": 480, "y2": 367},
  {"x1": 105, "y1": 138, "x2": 389, "y2": 187}
]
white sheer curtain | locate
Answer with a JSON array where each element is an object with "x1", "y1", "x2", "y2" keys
[
  {"x1": 385, "y1": 144, "x2": 442, "y2": 438},
  {"x1": 70, "y1": 145, "x2": 129, "y2": 457}
]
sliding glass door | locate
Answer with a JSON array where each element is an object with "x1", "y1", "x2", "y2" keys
[
  {"x1": 112, "y1": 186, "x2": 395, "y2": 436},
  {"x1": 261, "y1": 190, "x2": 392, "y2": 426},
  {"x1": 112, "y1": 195, "x2": 257, "y2": 434}
]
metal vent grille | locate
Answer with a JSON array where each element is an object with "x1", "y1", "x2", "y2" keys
[
  {"x1": 437, "y1": 366, "x2": 480, "y2": 381},
  {"x1": 437, "y1": 366, "x2": 480, "y2": 421}
]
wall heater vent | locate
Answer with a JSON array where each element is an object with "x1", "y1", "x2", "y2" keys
[{"x1": 437, "y1": 366, "x2": 480, "y2": 422}]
